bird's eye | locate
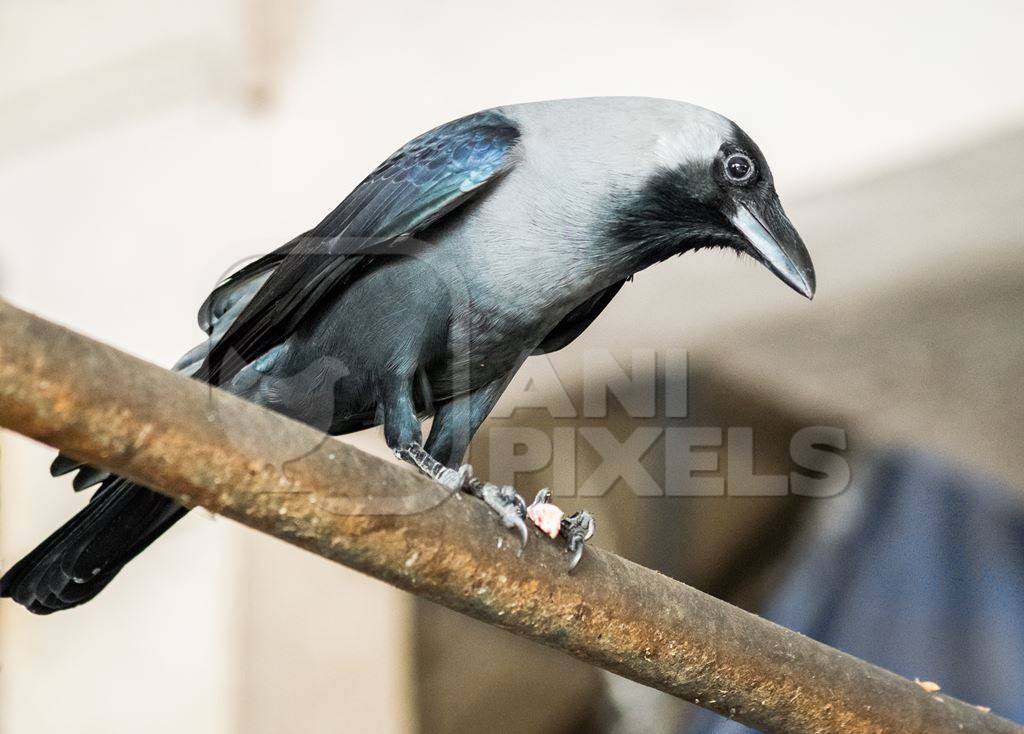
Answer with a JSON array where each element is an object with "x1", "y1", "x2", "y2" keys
[{"x1": 724, "y1": 153, "x2": 755, "y2": 184}]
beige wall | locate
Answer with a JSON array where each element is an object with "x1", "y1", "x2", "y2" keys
[{"x1": 1, "y1": 1, "x2": 1022, "y2": 732}]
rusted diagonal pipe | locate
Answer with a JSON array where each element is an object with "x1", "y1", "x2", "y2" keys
[{"x1": 0, "y1": 297, "x2": 1017, "y2": 734}]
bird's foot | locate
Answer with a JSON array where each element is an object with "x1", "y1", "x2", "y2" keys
[
  {"x1": 462, "y1": 468, "x2": 530, "y2": 551},
  {"x1": 396, "y1": 443, "x2": 595, "y2": 568},
  {"x1": 396, "y1": 443, "x2": 529, "y2": 550},
  {"x1": 528, "y1": 489, "x2": 596, "y2": 571}
]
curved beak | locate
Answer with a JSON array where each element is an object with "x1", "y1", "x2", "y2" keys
[{"x1": 729, "y1": 200, "x2": 816, "y2": 300}]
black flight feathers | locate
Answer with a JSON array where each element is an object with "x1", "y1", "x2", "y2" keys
[{"x1": 197, "y1": 111, "x2": 521, "y2": 386}]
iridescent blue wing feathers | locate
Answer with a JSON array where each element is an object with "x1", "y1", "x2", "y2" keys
[{"x1": 197, "y1": 110, "x2": 520, "y2": 385}]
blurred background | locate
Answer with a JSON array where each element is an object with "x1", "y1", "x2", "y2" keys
[{"x1": 1, "y1": 1, "x2": 1023, "y2": 732}]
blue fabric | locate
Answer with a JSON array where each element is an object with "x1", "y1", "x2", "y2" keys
[{"x1": 684, "y1": 449, "x2": 1024, "y2": 733}]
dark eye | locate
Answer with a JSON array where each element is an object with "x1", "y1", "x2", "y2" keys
[{"x1": 724, "y1": 153, "x2": 755, "y2": 184}]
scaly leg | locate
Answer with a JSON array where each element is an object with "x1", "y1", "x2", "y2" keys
[
  {"x1": 387, "y1": 372, "x2": 596, "y2": 569},
  {"x1": 395, "y1": 441, "x2": 529, "y2": 549}
]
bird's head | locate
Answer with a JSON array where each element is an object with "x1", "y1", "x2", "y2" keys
[{"x1": 608, "y1": 106, "x2": 815, "y2": 299}]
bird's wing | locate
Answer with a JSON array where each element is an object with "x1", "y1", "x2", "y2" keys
[
  {"x1": 198, "y1": 110, "x2": 521, "y2": 385},
  {"x1": 535, "y1": 279, "x2": 628, "y2": 354},
  {"x1": 197, "y1": 234, "x2": 303, "y2": 333}
]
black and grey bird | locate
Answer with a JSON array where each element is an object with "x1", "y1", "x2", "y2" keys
[{"x1": 0, "y1": 96, "x2": 814, "y2": 614}]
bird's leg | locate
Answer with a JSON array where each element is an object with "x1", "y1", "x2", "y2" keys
[
  {"x1": 395, "y1": 441, "x2": 529, "y2": 550},
  {"x1": 389, "y1": 374, "x2": 596, "y2": 569},
  {"x1": 527, "y1": 489, "x2": 596, "y2": 571},
  {"x1": 427, "y1": 380, "x2": 597, "y2": 569},
  {"x1": 382, "y1": 376, "x2": 530, "y2": 549}
]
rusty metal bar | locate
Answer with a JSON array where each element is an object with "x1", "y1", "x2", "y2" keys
[{"x1": 0, "y1": 297, "x2": 1017, "y2": 734}]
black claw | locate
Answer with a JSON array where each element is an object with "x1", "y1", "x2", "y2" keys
[
  {"x1": 561, "y1": 511, "x2": 595, "y2": 572},
  {"x1": 568, "y1": 542, "x2": 584, "y2": 571},
  {"x1": 511, "y1": 514, "x2": 529, "y2": 551},
  {"x1": 500, "y1": 486, "x2": 529, "y2": 550}
]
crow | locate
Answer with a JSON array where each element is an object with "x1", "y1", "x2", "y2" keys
[{"x1": 1, "y1": 97, "x2": 814, "y2": 613}]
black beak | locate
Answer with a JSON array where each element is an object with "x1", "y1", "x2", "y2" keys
[{"x1": 728, "y1": 197, "x2": 816, "y2": 300}]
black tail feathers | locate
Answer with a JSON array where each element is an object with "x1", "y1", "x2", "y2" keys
[{"x1": 0, "y1": 477, "x2": 186, "y2": 614}]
